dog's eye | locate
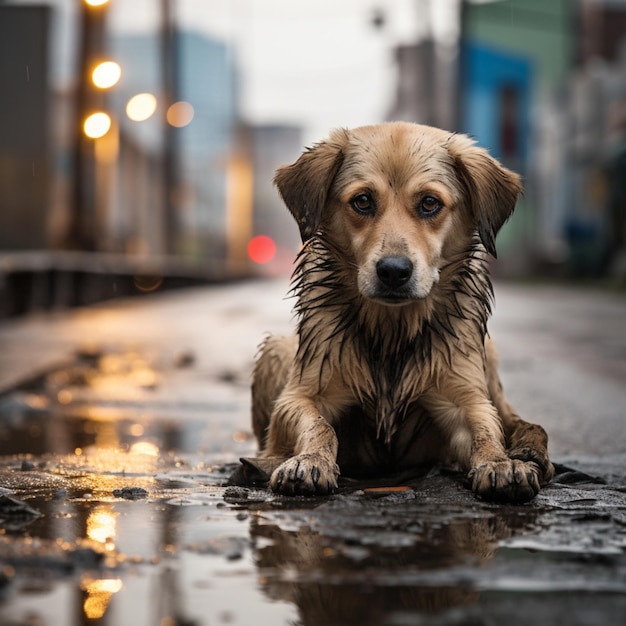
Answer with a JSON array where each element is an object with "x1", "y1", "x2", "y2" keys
[
  {"x1": 351, "y1": 193, "x2": 375, "y2": 215},
  {"x1": 418, "y1": 195, "x2": 443, "y2": 217}
]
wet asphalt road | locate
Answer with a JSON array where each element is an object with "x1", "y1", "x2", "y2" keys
[{"x1": 0, "y1": 278, "x2": 624, "y2": 626}]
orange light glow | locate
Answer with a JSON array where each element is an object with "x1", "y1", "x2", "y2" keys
[
  {"x1": 86, "y1": 507, "x2": 118, "y2": 545},
  {"x1": 81, "y1": 577, "x2": 122, "y2": 620},
  {"x1": 92, "y1": 61, "x2": 121, "y2": 88},
  {"x1": 129, "y1": 441, "x2": 159, "y2": 457},
  {"x1": 166, "y1": 101, "x2": 194, "y2": 127},
  {"x1": 84, "y1": 112, "x2": 111, "y2": 139},
  {"x1": 247, "y1": 235, "x2": 277, "y2": 264}
]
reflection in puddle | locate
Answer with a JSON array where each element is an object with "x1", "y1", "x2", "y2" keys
[
  {"x1": 248, "y1": 494, "x2": 537, "y2": 626},
  {"x1": 86, "y1": 506, "x2": 118, "y2": 548},
  {"x1": 81, "y1": 576, "x2": 124, "y2": 620}
]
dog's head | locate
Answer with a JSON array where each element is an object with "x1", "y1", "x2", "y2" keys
[{"x1": 275, "y1": 122, "x2": 522, "y2": 304}]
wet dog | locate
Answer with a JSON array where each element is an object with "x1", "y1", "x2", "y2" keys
[{"x1": 251, "y1": 122, "x2": 554, "y2": 503}]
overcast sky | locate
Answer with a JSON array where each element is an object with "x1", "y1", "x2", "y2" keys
[{"x1": 109, "y1": 0, "x2": 461, "y2": 142}]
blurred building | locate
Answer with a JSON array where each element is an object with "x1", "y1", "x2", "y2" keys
[
  {"x1": 108, "y1": 30, "x2": 239, "y2": 261},
  {"x1": 0, "y1": 6, "x2": 51, "y2": 250},
  {"x1": 387, "y1": 40, "x2": 458, "y2": 132},
  {"x1": 567, "y1": 0, "x2": 626, "y2": 277},
  {"x1": 247, "y1": 124, "x2": 302, "y2": 257},
  {"x1": 461, "y1": 0, "x2": 575, "y2": 275},
  {"x1": 462, "y1": 0, "x2": 626, "y2": 276}
]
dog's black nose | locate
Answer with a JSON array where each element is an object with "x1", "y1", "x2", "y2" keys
[{"x1": 376, "y1": 256, "x2": 413, "y2": 289}]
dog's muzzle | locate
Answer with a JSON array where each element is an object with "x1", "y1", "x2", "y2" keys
[
  {"x1": 372, "y1": 256, "x2": 416, "y2": 303},
  {"x1": 376, "y1": 256, "x2": 413, "y2": 290}
]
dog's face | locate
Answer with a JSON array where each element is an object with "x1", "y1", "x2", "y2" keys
[{"x1": 275, "y1": 122, "x2": 522, "y2": 305}]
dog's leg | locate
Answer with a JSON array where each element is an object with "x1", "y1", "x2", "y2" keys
[
  {"x1": 464, "y1": 405, "x2": 542, "y2": 503},
  {"x1": 251, "y1": 334, "x2": 298, "y2": 449},
  {"x1": 263, "y1": 392, "x2": 340, "y2": 496},
  {"x1": 485, "y1": 336, "x2": 555, "y2": 487},
  {"x1": 252, "y1": 336, "x2": 340, "y2": 495},
  {"x1": 426, "y1": 371, "x2": 545, "y2": 503}
]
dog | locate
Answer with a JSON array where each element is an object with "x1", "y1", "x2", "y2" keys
[{"x1": 250, "y1": 122, "x2": 554, "y2": 503}]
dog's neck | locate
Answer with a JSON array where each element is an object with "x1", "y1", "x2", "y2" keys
[{"x1": 291, "y1": 235, "x2": 493, "y2": 444}]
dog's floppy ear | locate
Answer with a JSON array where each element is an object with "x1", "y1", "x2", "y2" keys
[
  {"x1": 448, "y1": 134, "x2": 522, "y2": 258},
  {"x1": 274, "y1": 130, "x2": 347, "y2": 242}
]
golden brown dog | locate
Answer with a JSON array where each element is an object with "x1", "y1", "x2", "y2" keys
[{"x1": 251, "y1": 122, "x2": 554, "y2": 503}]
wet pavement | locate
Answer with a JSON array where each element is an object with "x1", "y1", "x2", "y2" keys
[{"x1": 0, "y1": 278, "x2": 624, "y2": 626}]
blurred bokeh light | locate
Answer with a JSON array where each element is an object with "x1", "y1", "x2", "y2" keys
[
  {"x1": 125, "y1": 93, "x2": 158, "y2": 122},
  {"x1": 91, "y1": 61, "x2": 121, "y2": 89},
  {"x1": 166, "y1": 101, "x2": 194, "y2": 128},
  {"x1": 83, "y1": 112, "x2": 112, "y2": 138}
]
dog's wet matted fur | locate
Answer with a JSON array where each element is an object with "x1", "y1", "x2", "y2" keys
[{"x1": 249, "y1": 122, "x2": 554, "y2": 503}]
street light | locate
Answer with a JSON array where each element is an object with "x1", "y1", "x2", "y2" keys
[
  {"x1": 84, "y1": 112, "x2": 111, "y2": 139},
  {"x1": 91, "y1": 61, "x2": 121, "y2": 89},
  {"x1": 126, "y1": 93, "x2": 158, "y2": 122}
]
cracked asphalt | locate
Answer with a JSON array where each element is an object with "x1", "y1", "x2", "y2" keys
[{"x1": 0, "y1": 278, "x2": 624, "y2": 626}]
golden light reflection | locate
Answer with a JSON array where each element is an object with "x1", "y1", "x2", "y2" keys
[
  {"x1": 87, "y1": 507, "x2": 118, "y2": 545},
  {"x1": 92, "y1": 61, "x2": 121, "y2": 88},
  {"x1": 126, "y1": 93, "x2": 157, "y2": 122},
  {"x1": 57, "y1": 389, "x2": 73, "y2": 404},
  {"x1": 80, "y1": 352, "x2": 159, "y2": 397},
  {"x1": 166, "y1": 101, "x2": 194, "y2": 127},
  {"x1": 129, "y1": 441, "x2": 159, "y2": 457},
  {"x1": 82, "y1": 577, "x2": 123, "y2": 620},
  {"x1": 84, "y1": 0, "x2": 110, "y2": 6},
  {"x1": 99, "y1": 353, "x2": 126, "y2": 375},
  {"x1": 131, "y1": 364, "x2": 158, "y2": 387}
]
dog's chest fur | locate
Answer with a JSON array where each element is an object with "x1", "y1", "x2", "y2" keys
[
  {"x1": 352, "y1": 327, "x2": 425, "y2": 443},
  {"x1": 293, "y1": 239, "x2": 492, "y2": 446}
]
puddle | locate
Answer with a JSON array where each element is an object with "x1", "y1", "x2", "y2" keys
[{"x1": 0, "y1": 350, "x2": 625, "y2": 625}]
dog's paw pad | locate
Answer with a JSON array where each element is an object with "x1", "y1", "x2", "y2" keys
[
  {"x1": 270, "y1": 454, "x2": 339, "y2": 496},
  {"x1": 469, "y1": 459, "x2": 540, "y2": 503}
]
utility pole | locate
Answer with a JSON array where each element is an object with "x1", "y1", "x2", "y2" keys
[
  {"x1": 161, "y1": 0, "x2": 179, "y2": 256},
  {"x1": 67, "y1": 0, "x2": 108, "y2": 250},
  {"x1": 455, "y1": 0, "x2": 468, "y2": 133}
]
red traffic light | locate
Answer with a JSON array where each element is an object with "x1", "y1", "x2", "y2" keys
[{"x1": 247, "y1": 235, "x2": 276, "y2": 264}]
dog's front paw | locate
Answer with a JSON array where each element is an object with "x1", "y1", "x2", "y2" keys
[
  {"x1": 270, "y1": 454, "x2": 339, "y2": 496},
  {"x1": 469, "y1": 459, "x2": 541, "y2": 503},
  {"x1": 508, "y1": 446, "x2": 554, "y2": 486}
]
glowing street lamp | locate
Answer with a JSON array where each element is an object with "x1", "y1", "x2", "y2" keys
[
  {"x1": 83, "y1": 112, "x2": 111, "y2": 138},
  {"x1": 126, "y1": 93, "x2": 158, "y2": 122},
  {"x1": 91, "y1": 61, "x2": 121, "y2": 89}
]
